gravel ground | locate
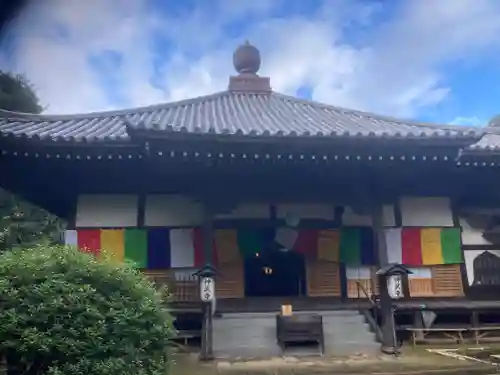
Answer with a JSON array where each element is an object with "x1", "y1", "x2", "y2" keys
[{"x1": 170, "y1": 348, "x2": 497, "y2": 375}]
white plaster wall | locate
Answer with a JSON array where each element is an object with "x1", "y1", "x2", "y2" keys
[
  {"x1": 407, "y1": 267, "x2": 432, "y2": 279},
  {"x1": 145, "y1": 195, "x2": 203, "y2": 227},
  {"x1": 343, "y1": 207, "x2": 372, "y2": 226},
  {"x1": 216, "y1": 204, "x2": 270, "y2": 219},
  {"x1": 346, "y1": 266, "x2": 372, "y2": 279},
  {"x1": 341, "y1": 204, "x2": 394, "y2": 226},
  {"x1": 76, "y1": 194, "x2": 138, "y2": 227},
  {"x1": 400, "y1": 197, "x2": 454, "y2": 227},
  {"x1": 459, "y1": 216, "x2": 492, "y2": 246},
  {"x1": 382, "y1": 205, "x2": 396, "y2": 227},
  {"x1": 276, "y1": 203, "x2": 334, "y2": 221}
]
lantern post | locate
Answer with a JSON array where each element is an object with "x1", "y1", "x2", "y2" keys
[
  {"x1": 376, "y1": 264, "x2": 412, "y2": 355},
  {"x1": 194, "y1": 264, "x2": 218, "y2": 361}
]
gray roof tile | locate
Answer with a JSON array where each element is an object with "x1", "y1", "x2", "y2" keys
[
  {"x1": 467, "y1": 132, "x2": 500, "y2": 151},
  {"x1": 0, "y1": 90, "x2": 483, "y2": 144},
  {"x1": 0, "y1": 113, "x2": 129, "y2": 142}
]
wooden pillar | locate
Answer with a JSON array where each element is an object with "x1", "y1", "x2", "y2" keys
[
  {"x1": 200, "y1": 204, "x2": 215, "y2": 361},
  {"x1": 471, "y1": 310, "x2": 479, "y2": 329},
  {"x1": 202, "y1": 204, "x2": 215, "y2": 266},
  {"x1": 372, "y1": 204, "x2": 397, "y2": 353}
]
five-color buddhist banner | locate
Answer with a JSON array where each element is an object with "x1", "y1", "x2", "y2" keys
[
  {"x1": 65, "y1": 228, "x2": 210, "y2": 269},
  {"x1": 385, "y1": 227, "x2": 462, "y2": 265},
  {"x1": 65, "y1": 226, "x2": 463, "y2": 269}
]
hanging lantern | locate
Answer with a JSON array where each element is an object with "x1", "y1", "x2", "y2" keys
[
  {"x1": 285, "y1": 212, "x2": 300, "y2": 227},
  {"x1": 263, "y1": 266, "x2": 273, "y2": 275}
]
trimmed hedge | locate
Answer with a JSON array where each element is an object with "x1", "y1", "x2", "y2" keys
[{"x1": 0, "y1": 245, "x2": 174, "y2": 375}]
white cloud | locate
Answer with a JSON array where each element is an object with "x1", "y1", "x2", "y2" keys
[
  {"x1": 0, "y1": 0, "x2": 164, "y2": 113},
  {"x1": 1, "y1": 0, "x2": 500, "y2": 119}
]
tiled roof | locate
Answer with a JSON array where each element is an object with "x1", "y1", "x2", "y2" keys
[
  {"x1": 1, "y1": 41, "x2": 494, "y2": 155},
  {"x1": 0, "y1": 90, "x2": 483, "y2": 144},
  {"x1": 467, "y1": 132, "x2": 500, "y2": 152},
  {"x1": 0, "y1": 110, "x2": 129, "y2": 143}
]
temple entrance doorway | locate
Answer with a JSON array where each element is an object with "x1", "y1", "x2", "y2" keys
[{"x1": 244, "y1": 249, "x2": 306, "y2": 297}]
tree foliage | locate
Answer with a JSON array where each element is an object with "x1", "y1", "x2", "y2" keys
[
  {"x1": 0, "y1": 70, "x2": 62, "y2": 250},
  {"x1": 0, "y1": 71, "x2": 42, "y2": 113},
  {"x1": 0, "y1": 190, "x2": 65, "y2": 250},
  {"x1": 0, "y1": 245, "x2": 174, "y2": 375}
]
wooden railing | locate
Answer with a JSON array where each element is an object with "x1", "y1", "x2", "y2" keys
[
  {"x1": 355, "y1": 280, "x2": 383, "y2": 342},
  {"x1": 142, "y1": 264, "x2": 463, "y2": 303},
  {"x1": 143, "y1": 269, "x2": 199, "y2": 302},
  {"x1": 143, "y1": 262, "x2": 246, "y2": 302},
  {"x1": 354, "y1": 280, "x2": 376, "y2": 305},
  {"x1": 348, "y1": 278, "x2": 378, "y2": 299}
]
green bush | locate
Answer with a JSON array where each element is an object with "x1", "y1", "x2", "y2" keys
[{"x1": 0, "y1": 245, "x2": 174, "y2": 375}]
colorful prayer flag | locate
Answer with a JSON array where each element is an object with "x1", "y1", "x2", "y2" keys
[
  {"x1": 64, "y1": 230, "x2": 78, "y2": 247},
  {"x1": 100, "y1": 229, "x2": 124, "y2": 262},
  {"x1": 192, "y1": 227, "x2": 206, "y2": 267},
  {"x1": 147, "y1": 228, "x2": 171, "y2": 269},
  {"x1": 420, "y1": 228, "x2": 442, "y2": 265},
  {"x1": 124, "y1": 229, "x2": 148, "y2": 268},
  {"x1": 385, "y1": 228, "x2": 403, "y2": 264},
  {"x1": 170, "y1": 228, "x2": 196, "y2": 268},
  {"x1": 238, "y1": 228, "x2": 267, "y2": 256},
  {"x1": 77, "y1": 229, "x2": 101, "y2": 256},
  {"x1": 68, "y1": 224, "x2": 440, "y2": 270},
  {"x1": 215, "y1": 229, "x2": 240, "y2": 264},
  {"x1": 317, "y1": 230, "x2": 340, "y2": 261},
  {"x1": 339, "y1": 228, "x2": 375, "y2": 265},
  {"x1": 390, "y1": 227, "x2": 462, "y2": 266},
  {"x1": 360, "y1": 227, "x2": 376, "y2": 265},
  {"x1": 340, "y1": 228, "x2": 361, "y2": 264},
  {"x1": 440, "y1": 228, "x2": 463, "y2": 264},
  {"x1": 402, "y1": 228, "x2": 423, "y2": 265},
  {"x1": 294, "y1": 229, "x2": 318, "y2": 258}
]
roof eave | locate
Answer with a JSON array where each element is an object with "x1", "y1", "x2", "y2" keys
[
  {"x1": 0, "y1": 132, "x2": 133, "y2": 146},
  {"x1": 127, "y1": 125, "x2": 481, "y2": 146},
  {"x1": 459, "y1": 147, "x2": 500, "y2": 158}
]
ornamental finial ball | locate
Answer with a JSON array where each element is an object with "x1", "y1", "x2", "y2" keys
[{"x1": 233, "y1": 41, "x2": 261, "y2": 74}]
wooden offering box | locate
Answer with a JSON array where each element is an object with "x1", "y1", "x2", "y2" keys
[{"x1": 276, "y1": 313, "x2": 324, "y2": 354}]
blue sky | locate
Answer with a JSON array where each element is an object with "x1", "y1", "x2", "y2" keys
[{"x1": 1, "y1": 0, "x2": 500, "y2": 127}]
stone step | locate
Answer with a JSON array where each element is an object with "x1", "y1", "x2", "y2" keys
[
  {"x1": 324, "y1": 324, "x2": 372, "y2": 332},
  {"x1": 282, "y1": 345, "x2": 322, "y2": 357},
  {"x1": 323, "y1": 313, "x2": 366, "y2": 320},
  {"x1": 326, "y1": 333, "x2": 377, "y2": 342},
  {"x1": 214, "y1": 315, "x2": 279, "y2": 359},
  {"x1": 213, "y1": 309, "x2": 379, "y2": 359},
  {"x1": 316, "y1": 310, "x2": 362, "y2": 317},
  {"x1": 321, "y1": 310, "x2": 379, "y2": 357},
  {"x1": 323, "y1": 318, "x2": 368, "y2": 327},
  {"x1": 217, "y1": 312, "x2": 277, "y2": 319},
  {"x1": 324, "y1": 323, "x2": 374, "y2": 333}
]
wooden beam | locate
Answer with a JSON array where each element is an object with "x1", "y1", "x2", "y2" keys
[{"x1": 372, "y1": 204, "x2": 397, "y2": 353}]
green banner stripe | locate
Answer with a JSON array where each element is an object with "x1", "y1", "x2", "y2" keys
[{"x1": 124, "y1": 229, "x2": 148, "y2": 268}]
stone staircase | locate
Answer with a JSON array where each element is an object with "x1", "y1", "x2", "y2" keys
[
  {"x1": 212, "y1": 310, "x2": 379, "y2": 359},
  {"x1": 321, "y1": 310, "x2": 380, "y2": 356},
  {"x1": 213, "y1": 312, "x2": 281, "y2": 359}
]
